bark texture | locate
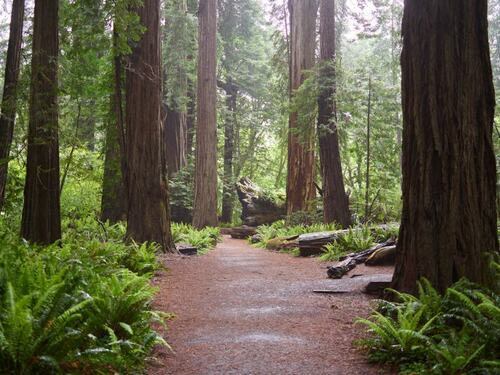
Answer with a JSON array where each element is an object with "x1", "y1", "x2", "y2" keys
[
  {"x1": 317, "y1": 0, "x2": 351, "y2": 228},
  {"x1": 21, "y1": 0, "x2": 61, "y2": 244},
  {"x1": 392, "y1": 0, "x2": 499, "y2": 293},
  {"x1": 125, "y1": 0, "x2": 174, "y2": 250},
  {"x1": 286, "y1": 0, "x2": 318, "y2": 215},
  {"x1": 192, "y1": 0, "x2": 218, "y2": 228},
  {"x1": 0, "y1": 0, "x2": 25, "y2": 210}
]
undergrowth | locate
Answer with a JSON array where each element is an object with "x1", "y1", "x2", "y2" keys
[
  {"x1": 171, "y1": 223, "x2": 220, "y2": 254},
  {"x1": 356, "y1": 274, "x2": 500, "y2": 374},
  {"x1": 254, "y1": 220, "x2": 398, "y2": 260},
  {"x1": 0, "y1": 224, "x2": 170, "y2": 374}
]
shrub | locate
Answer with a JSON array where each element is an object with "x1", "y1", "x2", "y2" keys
[
  {"x1": 0, "y1": 225, "x2": 168, "y2": 374},
  {"x1": 357, "y1": 274, "x2": 500, "y2": 374},
  {"x1": 171, "y1": 223, "x2": 220, "y2": 254}
]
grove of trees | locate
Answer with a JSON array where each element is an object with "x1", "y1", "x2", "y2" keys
[{"x1": 0, "y1": 0, "x2": 498, "y2": 372}]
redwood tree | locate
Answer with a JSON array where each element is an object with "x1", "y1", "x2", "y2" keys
[
  {"x1": 21, "y1": 0, "x2": 61, "y2": 244},
  {"x1": 125, "y1": 0, "x2": 174, "y2": 250},
  {"x1": 192, "y1": 0, "x2": 218, "y2": 228},
  {"x1": 286, "y1": 0, "x2": 318, "y2": 215},
  {"x1": 317, "y1": 0, "x2": 351, "y2": 228},
  {"x1": 101, "y1": 33, "x2": 127, "y2": 223},
  {"x1": 0, "y1": 0, "x2": 25, "y2": 210},
  {"x1": 392, "y1": 0, "x2": 499, "y2": 293},
  {"x1": 164, "y1": 0, "x2": 188, "y2": 176}
]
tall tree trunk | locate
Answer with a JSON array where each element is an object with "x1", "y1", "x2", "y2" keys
[
  {"x1": 221, "y1": 80, "x2": 237, "y2": 223},
  {"x1": 0, "y1": 0, "x2": 25, "y2": 210},
  {"x1": 126, "y1": 0, "x2": 174, "y2": 250},
  {"x1": 21, "y1": 0, "x2": 61, "y2": 244},
  {"x1": 186, "y1": 78, "x2": 195, "y2": 158},
  {"x1": 286, "y1": 0, "x2": 318, "y2": 216},
  {"x1": 164, "y1": 105, "x2": 187, "y2": 176},
  {"x1": 101, "y1": 36, "x2": 127, "y2": 223},
  {"x1": 392, "y1": 0, "x2": 499, "y2": 294},
  {"x1": 364, "y1": 76, "x2": 372, "y2": 221},
  {"x1": 317, "y1": 0, "x2": 351, "y2": 228},
  {"x1": 164, "y1": 0, "x2": 188, "y2": 176},
  {"x1": 192, "y1": 0, "x2": 218, "y2": 228}
]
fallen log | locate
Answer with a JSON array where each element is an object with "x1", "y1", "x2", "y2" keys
[
  {"x1": 236, "y1": 177, "x2": 285, "y2": 226},
  {"x1": 230, "y1": 225, "x2": 257, "y2": 239},
  {"x1": 365, "y1": 245, "x2": 397, "y2": 266},
  {"x1": 327, "y1": 239, "x2": 396, "y2": 279},
  {"x1": 298, "y1": 224, "x2": 398, "y2": 256},
  {"x1": 177, "y1": 244, "x2": 198, "y2": 256}
]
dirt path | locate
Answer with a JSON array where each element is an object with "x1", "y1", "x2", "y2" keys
[{"x1": 149, "y1": 236, "x2": 393, "y2": 375}]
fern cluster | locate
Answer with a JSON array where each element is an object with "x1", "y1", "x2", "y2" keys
[
  {"x1": 171, "y1": 223, "x2": 220, "y2": 254},
  {"x1": 357, "y1": 277, "x2": 500, "y2": 374},
  {"x1": 0, "y1": 223, "x2": 169, "y2": 374}
]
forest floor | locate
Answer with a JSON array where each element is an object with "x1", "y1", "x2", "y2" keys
[{"x1": 149, "y1": 235, "x2": 394, "y2": 375}]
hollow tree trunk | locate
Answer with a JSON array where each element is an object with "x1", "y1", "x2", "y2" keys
[
  {"x1": 192, "y1": 0, "x2": 218, "y2": 228},
  {"x1": 0, "y1": 0, "x2": 25, "y2": 210},
  {"x1": 126, "y1": 0, "x2": 174, "y2": 250},
  {"x1": 21, "y1": 0, "x2": 61, "y2": 244},
  {"x1": 286, "y1": 0, "x2": 318, "y2": 215},
  {"x1": 317, "y1": 0, "x2": 351, "y2": 228},
  {"x1": 392, "y1": 0, "x2": 499, "y2": 293},
  {"x1": 221, "y1": 79, "x2": 237, "y2": 223}
]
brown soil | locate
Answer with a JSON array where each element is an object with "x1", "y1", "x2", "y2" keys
[{"x1": 149, "y1": 236, "x2": 394, "y2": 375}]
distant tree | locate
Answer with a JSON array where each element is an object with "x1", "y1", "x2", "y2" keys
[
  {"x1": 101, "y1": 30, "x2": 127, "y2": 223},
  {"x1": 125, "y1": 0, "x2": 174, "y2": 250},
  {"x1": 392, "y1": 0, "x2": 499, "y2": 293},
  {"x1": 317, "y1": 0, "x2": 351, "y2": 228},
  {"x1": 286, "y1": 0, "x2": 318, "y2": 215},
  {"x1": 164, "y1": 0, "x2": 190, "y2": 176},
  {"x1": 0, "y1": 0, "x2": 25, "y2": 210},
  {"x1": 192, "y1": 0, "x2": 218, "y2": 228},
  {"x1": 21, "y1": 0, "x2": 61, "y2": 244}
]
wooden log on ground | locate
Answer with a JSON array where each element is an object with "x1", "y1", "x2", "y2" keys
[
  {"x1": 327, "y1": 239, "x2": 396, "y2": 279},
  {"x1": 365, "y1": 245, "x2": 397, "y2": 266},
  {"x1": 230, "y1": 225, "x2": 258, "y2": 239},
  {"x1": 298, "y1": 225, "x2": 397, "y2": 256},
  {"x1": 177, "y1": 244, "x2": 198, "y2": 256},
  {"x1": 236, "y1": 177, "x2": 286, "y2": 226}
]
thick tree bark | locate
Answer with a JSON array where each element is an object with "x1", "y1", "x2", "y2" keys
[
  {"x1": 0, "y1": 0, "x2": 25, "y2": 210},
  {"x1": 192, "y1": 0, "x2": 218, "y2": 228},
  {"x1": 317, "y1": 0, "x2": 351, "y2": 228},
  {"x1": 21, "y1": 0, "x2": 61, "y2": 244},
  {"x1": 286, "y1": 0, "x2": 318, "y2": 215},
  {"x1": 221, "y1": 80, "x2": 237, "y2": 223},
  {"x1": 392, "y1": 0, "x2": 499, "y2": 293},
  {"x1": 125, "y1": 0, "x2": 174, "y2": 250},
  {"x1": 101, "y1": 39, "x2": 127, "y2": 223}
]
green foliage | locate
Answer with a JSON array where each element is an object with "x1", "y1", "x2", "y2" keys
[
  {"x1": 171, "y1": 223, "x2": 221, "y2": 254},
  {"x1": 0, "y1": 226, "x2": 168, "y2": 374},
  {"x1": 169, "y1": 165, "x2": 194, "y2": 224},
  {"x1": 357, "y1": 274, "x2": 500, "y2": 374}
]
